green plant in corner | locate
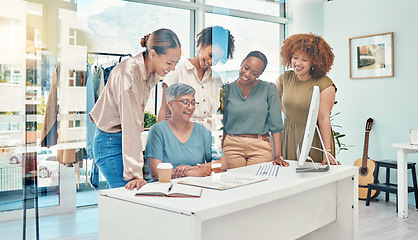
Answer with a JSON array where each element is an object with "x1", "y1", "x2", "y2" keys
[{"x1": 331, "y1": 101, "x2": 352, "y2": 154}]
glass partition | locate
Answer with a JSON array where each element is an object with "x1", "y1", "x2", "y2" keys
[
  {"x1": 206, "y1": 0, "x2": 281, "y2": 16},
  {"x1": 0, "y1": 0, "x2": 285, "y2": 227},
  {"x1": 206, "y1": 13, "x2": 282, "y2": 84}
]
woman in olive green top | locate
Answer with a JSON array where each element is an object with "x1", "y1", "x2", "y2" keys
[
  {"x1": 222, "y1": 51, "x2": 289, "y2": 169},
  {"x1": 276, "y1": 33, "x2": 338, "y2": 165}
]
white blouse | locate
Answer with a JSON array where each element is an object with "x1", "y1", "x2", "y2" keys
[{"x1": 163, "y1": 59, "x2": 223, "y2": 131}]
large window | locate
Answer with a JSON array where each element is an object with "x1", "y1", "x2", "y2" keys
[
  {"x1": 82, "y1": 0, "x2": 192, "y2": 115},
  {"x1": 206, "y1": 13, "x2": 282, "y2": 83},
  {"x1": 0, "y1": 0, "x2": 286, "y2": 222},
  {"x1": 81, "y1": 1, "x2": 191, "y2": 57},
  {"x1": 206, "y1": 0, "x2": 281, "y2": 16}
]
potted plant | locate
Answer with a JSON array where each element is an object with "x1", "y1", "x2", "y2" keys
[{"x1": 144, "y1": 111, "x2": 157, "y2": 129}]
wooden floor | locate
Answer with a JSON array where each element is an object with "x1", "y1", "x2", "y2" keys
[
  {"x1": 358, "y1": 200, "x2": 418, "y2": 240},
  {"x1": 0, "y1": 200, "x2": 417, "y2": 240}
]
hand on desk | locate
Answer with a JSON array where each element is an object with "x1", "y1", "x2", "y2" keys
[
  {"x1": 125, "y1": 178, "x2": 147, "y2": 190},
  {"x1": 172, "y1": 164, "x2": 211, "y2": 178},
  {"x1": 172, "y1": 165, "x2": 192, "y2": 178},
  {"x1": 272, "y1": 156, "x2": 290, "y2": 167},
  {"x1": 321, "y1": 152, "x2": 341, "y2": 165},
  {"x1": 321, "y1": 159, "x2": 341, "y2": 165}
]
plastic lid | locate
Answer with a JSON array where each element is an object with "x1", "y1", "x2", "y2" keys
[
  {"x1": 211, "y1": 162, "x2": 222, "y2": 168},
  {"x1": 157, "y1": 162, "x2": 173, "y2": 169}
]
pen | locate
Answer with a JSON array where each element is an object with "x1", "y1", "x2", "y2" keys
[{"x1": 167, "y1": 184, "x2": 173, "y2": 193}]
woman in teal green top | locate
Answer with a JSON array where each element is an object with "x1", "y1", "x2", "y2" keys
[
  {"x1": 222, "y1": 51, "x2": 289, "y2": 169},
  {"x1": 146, "y1": 83, "x2": 226, "y2": 180}
]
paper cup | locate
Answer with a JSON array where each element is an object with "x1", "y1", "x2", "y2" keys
[
  {"x1": 211, "y1": 162, "x2": 222, "y2": 173},
  {"x1": 157, "y1": 163, "x2": 173, "y2": 183}
]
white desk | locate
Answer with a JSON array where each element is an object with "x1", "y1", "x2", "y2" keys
[
  {"x1": 98, "y1": 161, "x2": 358, "y2": 240},
  {"x1": 391, "y1": 143, "x2": 418, "y2": 218}
]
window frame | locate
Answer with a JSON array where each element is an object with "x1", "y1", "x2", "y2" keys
[{"x1": 0, "y1": 0, "x2": 288, "y2": 221}]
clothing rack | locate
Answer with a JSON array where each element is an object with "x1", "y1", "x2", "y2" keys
[
  {"x1": 87, "y1": 51, "x2": 159, "y2": 115},
  {"x1": 87, "y1": 52, "x2": 132, "y2": 63},
  {"x1": 87, "y1": 51, "x2": 132, "y2": 57}
]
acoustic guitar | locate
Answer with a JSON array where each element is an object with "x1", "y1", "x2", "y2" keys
[{"x1": 354, "y1": 118, "x2": 379, "y2": 200}]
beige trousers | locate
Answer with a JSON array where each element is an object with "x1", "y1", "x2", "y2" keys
[{"x1": 223, "y1": 134, "x2": 273, "y2": 169}]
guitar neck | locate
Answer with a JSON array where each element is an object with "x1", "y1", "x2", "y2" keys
[{"x1": 361, "y1": 131, "x2": 370, "y2": 168}]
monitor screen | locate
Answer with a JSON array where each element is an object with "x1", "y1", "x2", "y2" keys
[{"x1": 298, "y1": 85, "x2": 320, "y2": 166}]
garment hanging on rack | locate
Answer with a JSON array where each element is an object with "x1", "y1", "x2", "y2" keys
[
  {"x1": 90, "y1": 53, "x2": 133, "y2": 98},
  {"x1": 40, "y1": 64, "x2": 59, "y2": 147},
  {"x1": 103, "y1": 65, "x2": 116, "y2": 85},
  {"x1": 86, "y1": 63, "x2": 95, "y2": 160},
  {"x1": 92, "y1": 65, "x2": 104, "y2": 102},
  {"x1": 86, "y1": 62, "x2": 100, "y2": 189}
]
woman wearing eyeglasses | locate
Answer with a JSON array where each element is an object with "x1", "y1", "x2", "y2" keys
[{"x1": 146, "y1": 83, "x2": 226, "y2": 180}]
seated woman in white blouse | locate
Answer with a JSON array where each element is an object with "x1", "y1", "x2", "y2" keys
[{"x1": 145, "y1": 83, "x2": 227, "y2": 180}]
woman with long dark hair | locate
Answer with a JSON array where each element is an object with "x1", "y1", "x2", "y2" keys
[{"x1": 89, "y1": 28, "x2": 182, "y2": 190}]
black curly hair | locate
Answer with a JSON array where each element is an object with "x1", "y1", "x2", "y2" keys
[{"x1": 196, "y1": 26, "x2": 235, "y2": 63}]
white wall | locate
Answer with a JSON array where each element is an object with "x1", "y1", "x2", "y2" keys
[
  {"x1": 291, "y1": 0, "x2": 418, "y2": 204},
  {"x1": 287, "y1": 0, "x2": 324, "y2": 36},
  {"x1": 323, "y1": 0, "x2": 418, "y2": 164}
]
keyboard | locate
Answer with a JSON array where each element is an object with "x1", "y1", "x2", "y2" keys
[{"x1": 256, "y1": 165, "x2": 279, "y2": 177}]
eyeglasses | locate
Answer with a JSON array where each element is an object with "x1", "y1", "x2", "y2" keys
[{"x1": 171, "y1": 100, "x2": 199, "y2": 108}]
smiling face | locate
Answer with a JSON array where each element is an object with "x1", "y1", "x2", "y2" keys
[
  {"x1": 168, "y1": 94, "x2": 196, "y2": 122},
  {"x1": 151, "y1": 47, "x2": 181, "y2": 77},
  {"x1": 291, "y1": 51, "x2": 313, "y2": 80},
  {"x1": 196, "y1": 44, "x2": 225, "y2": 69},
  {"x1": 238, "y1": 56, "x2": 265, "y2": 85}
]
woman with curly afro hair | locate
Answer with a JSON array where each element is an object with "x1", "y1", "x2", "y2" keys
[{"x1": 274, "y1": 33, "x2": 339, "y2": 166}]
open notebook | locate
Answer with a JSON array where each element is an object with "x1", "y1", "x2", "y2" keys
[{"x1": 135, "y1": 183, "x2": 202, "y2": 198}]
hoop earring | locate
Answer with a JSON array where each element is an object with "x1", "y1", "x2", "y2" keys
[{"x1": 310, "y1": 66, "x2": 315, "y2": 75}]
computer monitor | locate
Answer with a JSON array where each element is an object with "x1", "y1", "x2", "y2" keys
[{"x1": 296, "y1": 85, "x2": 330, "y2": 173}]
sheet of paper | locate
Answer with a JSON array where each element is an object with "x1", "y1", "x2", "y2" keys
[{"x1": 178, "y1": 172, "x2": 268, "y2": 190}]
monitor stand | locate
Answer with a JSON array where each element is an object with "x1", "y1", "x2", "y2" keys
[{"x1": 296, "y1": 125, "x2": 331, "y2": 173}]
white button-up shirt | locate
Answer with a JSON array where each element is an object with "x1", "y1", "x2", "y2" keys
[{"x1": 163, "y1": 59, "x2": 223, "y2": 131}]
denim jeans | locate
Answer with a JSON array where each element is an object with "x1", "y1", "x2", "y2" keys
[
  {"x1": 93, "y1": 127, "x2": 129, "y2": 188},
  {"x1": 89, "y1": 161, "x2": 100, "y2": 190}
]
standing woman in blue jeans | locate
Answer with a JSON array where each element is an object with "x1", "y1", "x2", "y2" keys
[{"x1": 89, "y1": 28, "x2": 181, "y2": 190}]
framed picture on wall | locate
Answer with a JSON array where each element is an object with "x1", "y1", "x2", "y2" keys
[{"x1": 349, "y1": 32, "x2": 394, "y2": 79}]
